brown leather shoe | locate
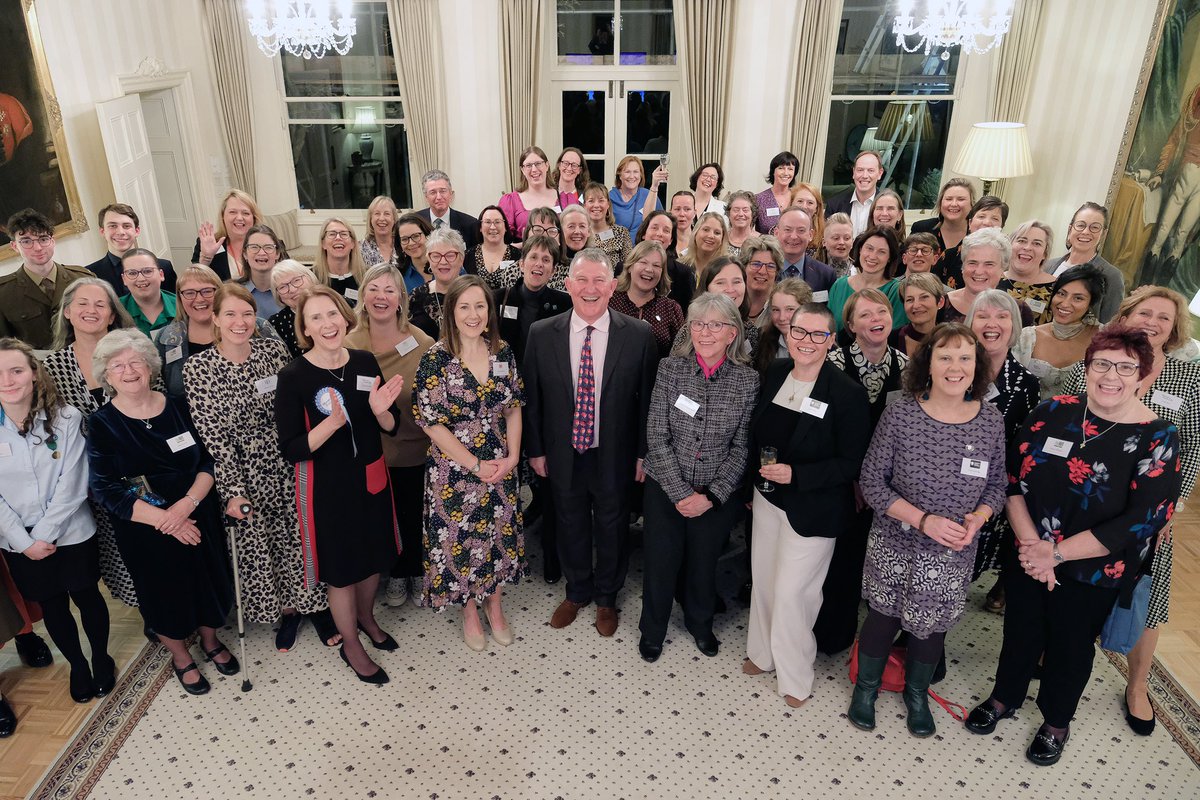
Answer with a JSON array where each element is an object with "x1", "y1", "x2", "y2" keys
[
  {"x1": 550, "y1": 599, "x2": 587, "y2": 628},
  {"x1": 595, "y1": 606, "x2": 618, "y2": 636}
]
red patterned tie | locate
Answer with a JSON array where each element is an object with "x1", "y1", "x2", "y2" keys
[{"x1": 572, "y1": 326, "x2": 595, "y2": 452}]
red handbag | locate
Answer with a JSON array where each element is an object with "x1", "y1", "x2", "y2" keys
[{"x1": 848, "y1": 640, "x2": 968, "y2": 721}]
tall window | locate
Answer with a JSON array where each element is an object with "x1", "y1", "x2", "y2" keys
[
  {"x1": 281, "y1": 0, "x2": 411, "y2": 210},
  {"x1": 822, "y1": 2, "x2": 961, "y2": 210}
]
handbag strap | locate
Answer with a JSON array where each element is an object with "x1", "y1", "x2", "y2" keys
[{"x1": 928, "y1": 689, "x2": 967, "y2": 721}]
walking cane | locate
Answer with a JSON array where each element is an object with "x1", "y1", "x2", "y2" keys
[{"x1": 229, "y1": 501, "x2": 254, "y2": 692}]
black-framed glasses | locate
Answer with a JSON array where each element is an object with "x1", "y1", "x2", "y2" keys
[
  {"x1": 1087, "y1": 358, "x2": 1138, "y2": 377},
  {"x1": 789, "y1": 326, "x2": 832, "y2": 343},
  {"x1": 324, "y1": 230, "x2": 352, "y2": 240},
  {"x1": 398, "y1": 232, "x2": 426, "y2": 245},
  {"x1": 1071, "y1": 222, "x2": 1105, "y2": 233},
  {"x1": 558, "y1": 160, "x2": 582, "y2": 171},
  {"x1": 180, "y1": 287, "x2": 218, "y2": 300},
  {"x1": 688, "y1": 320, "x2": 734, "y2": 333}
]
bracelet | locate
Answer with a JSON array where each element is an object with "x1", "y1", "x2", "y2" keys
[
  {"x1": 918, "y1": 512, "x2": 931, "y2": 533},
  {"x1": 972, "y1": 509, "x2": 991, "y2": 522},
  {"x1": 184, "y1": 494, "x2": 200, "y2": 508}
]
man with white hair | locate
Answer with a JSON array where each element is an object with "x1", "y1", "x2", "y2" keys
[{"x1": 415, "y1": 170, "x2": 480, "y2": 250}]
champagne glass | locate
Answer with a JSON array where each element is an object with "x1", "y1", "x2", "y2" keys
[
  {"x1": 757, "y1": 446, "x2": 777, "y2": 493},
  {"x1": 659, "y1": 153, "x2": 670, "y2": 169}
]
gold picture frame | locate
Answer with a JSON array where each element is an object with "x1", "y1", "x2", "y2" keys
[{"x1": 0, "y1": 0, "x2": 88, "y2": 256}]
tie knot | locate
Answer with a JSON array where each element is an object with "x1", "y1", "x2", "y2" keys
[{"x1": 434, "y1": 218, "x2": 444, "y2": 228}]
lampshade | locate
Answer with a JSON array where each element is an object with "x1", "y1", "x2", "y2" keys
[
  {"x1": 352, "y1": 105, "x2": 379, "y2": 133},
  {"x1": 954, "y1": 122, "x2": 1032, "y2": 181},
  {"x1": 876, "y1": 100, "x2": 933, "y2": 142},
  {"x1": 1190, "y1": 288, "x2": 1200, "y2": 318},
  {"x1": 859, "y1": 127, "x2": 891, "y2": 157}
]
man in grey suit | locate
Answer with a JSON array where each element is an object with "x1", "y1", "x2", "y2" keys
[
  {"x1": 523, "y1": 248, "x2": 658, "y2": 637},
  {"x1": 415, "y1": 169, "x2": 480, "y2": 251}
]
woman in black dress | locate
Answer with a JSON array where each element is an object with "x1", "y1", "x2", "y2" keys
[
  {"x1": 275, "y1": 286, "x2": 405, "y2": 684},
  {"x1": 87, "y1": 329, "x2": 237, "y2": 696}
]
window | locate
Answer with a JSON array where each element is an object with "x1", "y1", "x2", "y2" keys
[
  {"x1": 822, "y1": 2, "x2": 961, "y2": 210},
  {"x1": 555, "y1": 0, "x2": 676, "y2": 66},
  {"x1": 282, "y1": 0, "x2": 411, "y2": 210}
]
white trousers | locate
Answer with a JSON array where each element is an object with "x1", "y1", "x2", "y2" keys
[{"x1": 746, "y1": 490, "x2": 837, "y2": 701}]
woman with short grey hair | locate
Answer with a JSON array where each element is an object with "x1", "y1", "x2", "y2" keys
[
  {"x1": 268, "y1": 260, "x2": 318, "y2": 358},
  {"x1": 87, "y1": 328, "x2": 237, "y2": 696},
  {"x1": 942, "y1": 227, "x2": 1014, "y2": 323},
  {"x1": 639, "y1": 293, "x2": 759, "y2": 663},
  {"x1": 410, "y1": 228, "x2": 467, "y2": 337}
]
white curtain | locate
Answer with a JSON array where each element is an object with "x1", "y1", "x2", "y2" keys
[
  {"x1": 387, "y1": 0, "x2": 450, "y2": 198},
  {"x1": 201, "y1": 0, "x2": 256, "y2": 196},
  {"x1": 989, "y1": 0, "x2": 1045, "y2": 198},
  {"x1": 786, "y1": 0, "x2": 843, "y2": 184},
  {"x1": 675, "y1": 0, "x2": 736, "y2": 167},
  {"x1": 498, "y1": 0, "x2": 543, "y2": 191}
]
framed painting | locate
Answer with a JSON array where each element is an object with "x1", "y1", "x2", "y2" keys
[
  {"x1": 1104, "y1": 0, "x2": 1200, "y2": 325},
  {"x1": 0, "y1": 0, "x2": 87, "y2": 255}
]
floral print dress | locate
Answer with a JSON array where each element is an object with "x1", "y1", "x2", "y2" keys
[{"x1": 415, "y1": 341, "x2": 526, "y2": 609}]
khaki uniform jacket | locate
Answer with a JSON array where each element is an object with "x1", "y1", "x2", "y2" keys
[{"x1": 0, "y1": 262, "x2": 92, "y2": 349}]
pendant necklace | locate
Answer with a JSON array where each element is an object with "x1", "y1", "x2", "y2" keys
[{"x1": 1080, "y1": 407, "x2": 1119, "y2": 449}]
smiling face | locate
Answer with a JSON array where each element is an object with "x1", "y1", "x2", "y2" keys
[
  {"x1": 961, "y1": 245, "x2": 1003, "y2": 293},
  {"x1": 746, "y1": 249, "x2": 778, "y2": 293},
  {"x1": 1086, "y1": 347, "x2": 1144, "y2": 415},
  {"x1": 772, "y1": 161, "x2": 796, "y2": 188},
  {"x1": 792, "y1": 188, "x2": 818, "y2": 219},
  {"x1": 1067, "y1": 208, "x2": 1106, "y2": 254},
  {"x1": 397, "y1": 223, "x2": 427, "y2": 260},
  {"x1": 362, "y1": 274, "x2": 402, "y2": 325},
  {"x1": 521, "y1": 245, "x2": 555, "y2": 291},
  {"x1": 776, "y1": 210, "x2": 812, "y2": 261},
  {"x1": 693, "y1": 217, "x2": 724, "y2": 256},
  {"x1": 970, "y1": 304, "x2": 1013, "y2": 358},
  {"x1": 121, "y1": 254, "x2": 164, "y2": 302},
  {"x1": 1010, "y1": 227, "x2": 1049, "y2": 275},
  {"x1": 222, "y1": 198, "x2": 254, "y2": 240},
  {"x1": 619, "y1": 161, "x2": 644, "y2": 191},
  {"x1": 643, "y1": 215, "x2": 674, "y2": 249},
  {"x1": 696, "y1": 167, "x2": 719, "y2": 194},
  {"x1": 369, "y1": 202, "x2": 396, "y2": 239},
  {"x1": 566, "y1": 259, "x2": 616, "y2": 323},
  {"x1": 903, "y1": 285, "x2": 942, "y2": 326},
  {"x1": 11, "y1": 228, "x2": 55, "y2": 269},
  {"x1": 873, "y1": 195, "x2": 901, "y2": 228},
  {"x1": 585, "y1": 191, "x2": 610, "y2": 224},
  {"x1": 628, "y1": 252, "x2": 664, "y2": 296},
  {"x1": 105, "y1": 347, "x2": 152, "y2": 398},
  {"x1": 275, "y1": 272, "x2": 313, "y2": 311},
  {"x1": 928, "y1": 336, "x2": 977, "y2": 401},
  {"x1": 968, "y1": 207, "x2": 1004, "y2": 233},
  {"x1": 940, "y1": 186, "x2": 971, "y2": 222},
  {"x1": 521, "y1": 153, "x2": 549, "y2": 188},
  {"x1": 1120, "y1": 296, "x2": 1176, "y2": 352},
  {"x1": 690, "y1": 310, "x2": 736, "y2": 364},
  {"x1": 65, "y1": 284, "x2": 116, "y2": 338},
  {"x1": 824, "y1": 222, "x2": 853, "y2": 260},
  {"x1": 852, "y1": 153, "x2": 882, "y2": 195},
  {"x1": 848, "y1": 299, "x2": 892, "y2": 348},
  {"x1": 728, "y1": 198, "x2": 753, "y2": 230},
  {"x1": 453, "y1": 285, "x2": 489, "y2": 343},
  {"x1": 480, "y1": 208, "x2": 506, "y2": 245},
  {"x1": 708, "y1": 263, "x2": 745, "y2": 307},
  {"x1": 1051, "y1": 279, "x2": 1092, "y2": 325},
  {"x1": 562, "y1": 213, "x2": 591, "y2": 252},
  {"x1": 670, "y1": 195, "x2": 696, "y2": 230},
  {"x1": 902, "y1": 241, "x2": 938, "y2": 273},
  {"x1": 0, "y1": 350, "x2": 35, "y2": 409},
  {"x1": 857, "y1": 235, "x2": 891, "y2": 276},
  {"x1": 215, "y1": 296, "x2": 257, "y2": 347},
  {"x1": 769, "y1": 292, "x2": 802, "y2": 337},
  {"x1": 427, "y1": 243, "x2": 463, "y2": 286},
  {"x1": 179, "y1": 278, "x2": 217, "y2": 322},
  {"x1": 101, "y1": 211, "x2": 140, "y2": 256},
  {"x1": 246, "y1": 231, "x2": 280, "y2": 275},
  {"x1": 787, "y1": 310, "x2": 834, "y2": 368},
  {"x1": 423, "y1": 179, "x2": 453, "y2": 217},
  {"x1": 302, "y1": 295, "x2": 349, "y2": 352},
  {"x1": 322, "y1": 221, "x2": 352, "y2": 260}
]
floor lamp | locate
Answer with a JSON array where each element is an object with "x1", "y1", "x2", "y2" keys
[{"x1": 953, "y1": 122, "x2": 1032, "y2": 196}]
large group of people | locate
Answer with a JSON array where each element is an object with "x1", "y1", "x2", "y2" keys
[{"x1": 0, "y1": 146, "x2": 1193, "y2": 771}]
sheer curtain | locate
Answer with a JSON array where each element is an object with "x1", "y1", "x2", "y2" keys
[
  {"x1": 201, "y1": 0, "x2": 256, "y2": 195},
  {"x1": 787, "y1": 0, "x2": 842, "y2": 184},
  {"x1": 675, "y1": 0, "x2": 736, "y2": 166},
  {"x1": 498, "y1": 0, "x2": 544, "y2": 190},
  {"x1": 989, "y1": 0, "x2": 1045, "y2": 198},
  {"x1": 388, "y1": 0, "x2": 450, "y2": 192}
]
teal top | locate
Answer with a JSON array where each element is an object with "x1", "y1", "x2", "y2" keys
[{"x1": 827, "y1": 276, "x2": 908, "y2": 332}]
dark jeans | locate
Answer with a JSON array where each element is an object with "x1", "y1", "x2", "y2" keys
[
  {"x1": 991, "y1": 552, "x2": 1119, "y2": 728},
  {"x1": 388, "y1": 465, "x2": 426, "y2": 579},
  {"x1": 639, "y1": 477, "x2": 739, "y2": 643},
  {"x1": 549, "y1": 448, "x2": 631, "y2": 608}
]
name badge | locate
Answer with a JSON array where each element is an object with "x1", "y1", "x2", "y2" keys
[
  {"x1": 0, "y1": 442, "x2": 11, "y2": 458},
  {"x1": 811, "y1": 290, "x2": 829, "y2": 303},
  {"x1": 255, "y1": 375, "x2": 278, "y2": 394},
  {"x1": 502, "y1": 305, "x2": 519, "y2": 320},
  {"x1": 1044, "y1": 437, "x2": 1073, "y2": 458},
  {"x1": 493, "y1": 361, "x2": 510, "y2": 378},
  {"x1": 396, "y1": 336, "x2": 418, "y2": 356},
  {"x1": 344, "y1": 288, "x2": 359, "y2": 302},
  {"x1": 1151, "y1": 389, "x2": 1184, "y2": 412},
  {"x1": 167, "y1": 432, "x2": 196, "y2": 453},
  {"x1": 960, "y1": 457, "x2": 988, "y2": 478},
  {"x1": 885, "y1": 390, "x2": 902, "y2": 406},
  {"x1": 766, "y1": 207, "x2": 781, "y2": 218},
  {"x1": 597, "y1": 229, "x2": 614, "y2": 241},
  {"x1": 552, "y1": 205, "x2": 562, "y2": 214},
  {"x1": 165, "y1": 346, "x2": 183, "y2": 364},
  {"x1": 1026, "y1": 298, "x2": 1047, "y2": 314},
  {"x1": 499, "y1": 259, "x2": 517, "y2": 270},
  {"x1": 984, "y1": 383, "x2": 1000, "y2": 402},
  {"x1": 356, "y1": 375, "x2": 375, "y2": 391},
  {"x1": 674, "y1": 394, "x2": 700, "y2": 417},
  {"x1": 801, "y1": 397, "x2": 828, "y2": 418}
]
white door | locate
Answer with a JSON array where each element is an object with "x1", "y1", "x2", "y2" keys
[
  {"x1": 141, "y1": 89, "x2": 200, "y2": 269},
  {"x1": 95, "y1": 95, "x2": 168, "y2": 258}
]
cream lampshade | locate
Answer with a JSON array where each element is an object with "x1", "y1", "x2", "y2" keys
[{"x1": 953, "y1": 122, "x2": 1032, "y2": 195}]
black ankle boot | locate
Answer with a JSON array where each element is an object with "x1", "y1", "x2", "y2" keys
[
  {"x1": 903, "y1": 656, "x2": 938, "y2": 737},
  {"x1": 848, "y1": 652, "x2": 887, "y2": 731}
]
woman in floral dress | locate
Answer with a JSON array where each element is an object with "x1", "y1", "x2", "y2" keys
[{"x1": 415, "y1": 275, "x2": 525, "y2": 652}]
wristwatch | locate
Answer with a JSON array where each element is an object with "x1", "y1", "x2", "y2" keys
[
  {"x1": 1052, "y1": 543, "x2": 1065, "y2": 564},
  {"x1": 470, "y1": 459, "x2": 481, "y2": 475}
]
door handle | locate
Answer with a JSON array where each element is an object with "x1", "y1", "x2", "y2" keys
[
  {"x1": 607, "y1": 81, "x2": 613, "y2": 99},
  {"x1": 618, "y1": 81, "x2": 625, "y2": 99}
]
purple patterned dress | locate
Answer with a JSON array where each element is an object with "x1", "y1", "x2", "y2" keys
[
  {"x1": 414, "y1": 341, "x2": 526, "y2": 609},
  {"x1": 859, "y1": 394, "x2": 1007, "y2": 637}
]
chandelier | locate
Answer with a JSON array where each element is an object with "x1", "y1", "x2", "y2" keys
[
  {"x1": 893, "y1": 0, "x2": 1012, "y2": 60},
  {"x1": 246, "y1": 0, "x2": 357, "y2": 60}
]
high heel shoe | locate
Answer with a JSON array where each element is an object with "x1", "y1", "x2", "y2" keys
[
  {"x1": 339, "y1": 646, "x2": 389, "y2": 684},
  {"x1": 172, "y1": 661, "x2": 210, "y2": 696},
  {"x1": 483, "y1": 608, "x2": 514, "y2": 647},
  {"x1": 464, "y1": 626, "x2": 487, "y2": 652},
  {"x1": 356, "y1": 622, "x2": 399, "y2": 651}
]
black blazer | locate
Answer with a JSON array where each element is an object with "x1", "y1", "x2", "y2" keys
[
  {"x1": 417, "y1": 207, "x2": 481, "y2": 251},
  {"x1": 749, "y1": 359, "x2": 872, "y2": 537},
  {"x1": 85, "y1": 252, "x2": 177, "y2": 297},
  {"x1": 522, "y1": 310, "x2": 658, "y2": 491},
  {"x1": 190, "y1": 239, "x2": 234, "y2": 282},
  {"x1": 784, "y1": 254, "x2": 836, "y2": 293},
  {"x1": 495, "y1": 282, "x2": 571, "y2": 364},
  {"x1": 824, "y1": 187, "x2": 855, "y2": 218}
]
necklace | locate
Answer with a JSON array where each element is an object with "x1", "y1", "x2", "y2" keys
[
  {"x1": 313, "y1": 351, "x2": 348, "y2": 382},
  {"x1": 1080, "y1": 407, "x2": 1120, "y2": 449},
  {"x1": 1051, "y1": 320, "x2": 1086, "y2": 340}
]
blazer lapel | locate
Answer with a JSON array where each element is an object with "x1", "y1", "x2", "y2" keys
[
  {"x1": 601, "y1": 312, "x2": 627, "y2": 389},
  {"x1": 551, "y1": 312, "x2": 573, "y2": 391}
]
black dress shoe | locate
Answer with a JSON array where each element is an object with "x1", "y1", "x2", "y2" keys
[
  {"x1": 1124, "y1": 692, "x2": 1156, "y2": 736},
  {"x1": 339, "y1": 646, "x2": 389, "y2": 684},
  {"x1": 965, "y1": 700, "x2": 1016, "y2": 734},
  {"x1": 638, "y1": 638, "x2": 662, "y2": 663},
  {"x1": 92, "y1": 655, "x2": 117, "y2": 697},
  {"x1": 1026, "y1": 724, "x2": 1069, "y2": 766},
  {"x1": 694, "y1": 633, "x2": 720, "y2": 658},
  {"x1": 69, "y1": 666, "x2": 95, "y2": 704},
  {"x1": 544, "y1": 562, "x2": 562, "y2": 585},
  {"x1": 714, "y1": 596, "x2": 728, "y2": 614},
  {"x1": 204, "y1": 643, "x2": 240, "y2": 676},
  {"x1": 14, "y1": 632, "x2": 52, "y2": 668},
  {"x1": 0, "y1": 697, "x2": 16, "y2": 737},
  {"x1": 172, "y1": 661, "x2": 210, "y2": 696},
  {"x1": 357, "y1": 623, "x2": 399, "y2": 651},
  {"x1": 275, "y1": 613, "x2": 303, "y2": 652}
]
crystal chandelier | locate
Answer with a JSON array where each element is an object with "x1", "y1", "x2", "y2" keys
[
  {"x1": 246, "y1": 0, "x2": 357, "y2": 60},
  {"x1": 893, "y1": 0, "x2": 1013, "y2": 61}
]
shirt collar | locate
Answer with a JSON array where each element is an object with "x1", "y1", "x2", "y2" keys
[
  {"x1": 22, "y1": 263, "x2": 57, "y2": 286},
  {"x1": 851, "y1": 191, "x2": 877, "y2": 207},
  {"x1": 571, "y1": 309, "x2": 610, "y2": 333},
  {"x1": 695, "y1": 352, "x2": 726, "y2": 378}
]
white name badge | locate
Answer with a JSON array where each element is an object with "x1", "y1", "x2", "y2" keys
[
  {"x1": 356, "y1": 375, "x2": 375, "y2": 391},
  {"x1": 984, "y1": 383, "x2": 1000, "y2": 402},
  {"x1": 811, "y1": 290, "x2": 829, "y2": 303},
  {"x1": 502, "y1": 305, "x2": 519, "y2": 320},
  {"x1": 396, "y1": 336, "x2": 418, "y2": 356},
  {"x1": 344, "y1": 288, "x2": 359, "y2": 301},
  {"x1": 499, "y1": 259, "x2": 517, "y2": 270},
  {"x1": 165, "y1": 346, "x2": 183, "y2": 364},
  {"x1": 493, "y1": 361, "x2": 510, "y2": 378},
  {"x1": 1044, "y1": 437, "x2": 1073, "y2": 458},
  {"x1": 801, "y1": 397, "x2": 828, "y2": 418},
  {"x1": 1151, "y1": 389, "x2": 1184, "y2": 412},
  {"x1": 885, "y1": 390, "x2": 903, "y2": 406},
  {"x1": 552, "y1": 205, "x2": 562, "y2": 214},
  {"x1": 255, "y1": 375, "x2": 278, "y2": 394},
  {"x1": 597, "y1": 229, "x2": 615, "y2": 242},
  {"x1": 674, "y1": 394, "x2": 700, "y2": 417},
  {"x1": 166, "y1": 431, "x2": 196, "y2": 453},
  {"x1": 766, "y1": 207, "x2": 781, "y2": 217},
  {"x1": 1026, "y1": 298, "x2": 1047, "y2": 314},
  {"x1": 0, "y1": 442, "x2": 11, "y2": 458},
  {"x1": 960, "y1": 457, "x2": 988, "y2": 478}
]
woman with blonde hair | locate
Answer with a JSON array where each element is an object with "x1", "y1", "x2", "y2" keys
[
  {"x1": 193, "y1": 189, "x2": 262, "y2": 281},
  {"x1": 681, "y1": 211, "x2": 730, "y2": 278},
  {"x1": 584, "y1": 183, "x2": 633, "y2": 267},
  {"x1": 610, "y1": 154, "x2": 668, "y2": 233},
  {"x1": 790, "y1": 182, "x2": 826, "y2": 252},
  {"x1": 313, "y1": 217, "x2": 368, "y2": 306},
  {"x1": 362, "y1": 195, "x2": 398, "y2": 267},
  {"x1": 609, "y1": 240, "x2": 683, "y2": 358}
]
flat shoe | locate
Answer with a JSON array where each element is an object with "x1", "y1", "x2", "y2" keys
[
  {"x1": 1124, "y1": 689, "x2": 1155, "y2": 736},
  {"x1": 92, "y1": 655, "x2": 117, "y2": 697},
  {"x1": 694, "y1": 633, "x2": 719, "y2": 658},
  {"x1": 339, "y1": 646, "x2": 389, "y2": 684},
  {"x1": 0, "y1": 697, "x2": 16, "y2": 737},
  {"x1": 172, "y1": 661, "x2": 210, "y2": 696},
  {"x1": 965, "y1": 699, "x2": 1016, "y2": 734},
  {"x1": 638, "y1": 638, "x2": 662, "y2": 663},
  {"x1": 69, "y1": 667, "x2": 94, "y2": 704},
  {"x1": 204, "y1": 644, "x2": 240, "y2": 676},
  {"x1": 14, "y1": 633, "x2": 52, "y2": 668},
  {"x1": 1026, "y1": 724, "x2": 1069, "y2": 766},
  {"x1": 276, "y1": 613, "x2": 304, "y2": 652}
]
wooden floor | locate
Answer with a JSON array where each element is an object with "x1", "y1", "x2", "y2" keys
[{"x1": 1, "y1": 505, "x2": 1198, "y2": 799}]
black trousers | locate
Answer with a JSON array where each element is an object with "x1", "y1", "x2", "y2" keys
[
  {"x1": 639, "y1": 477, "x2": 739, "y2": 643},
  {"x1": 550, "y1": 448, "x2": 631, "y2": 608},
  {"x1": 388, "y1": 465, "x2": 426, "y2": 579},
  {"x1": 813, "y1": 505, "x2": 872, "y2": 655},
  {"x1": 991, "y1": 552, "x2": 1119, "y2": 728}
]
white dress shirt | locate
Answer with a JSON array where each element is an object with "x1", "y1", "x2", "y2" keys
[
  {"x1": 568, "y1": 309, "x2": 611, "y2": 449},
  {"x1": 0, "y1": 404, "x2": 95, "y2": 553},
  {"x1": 849, "y1": 191, "x2": 877, "y2": 237}
]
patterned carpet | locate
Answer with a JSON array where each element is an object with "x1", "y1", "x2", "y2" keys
[{"x1": 28, "y1": 535, "x2": 1200, "y2": 800}]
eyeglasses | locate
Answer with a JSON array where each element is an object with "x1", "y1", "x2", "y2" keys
[
  {"x1": 789, "y1": 326, "x2": 832, "y2": 343},
  {"x1": 398, "y1": 232, "x2": 426, "y2": 245},
  {"x1": 1087, "y1": 358, "x2": 1139, "y2": 377},
  {"x1": 324, "y1": 230, "x2": 352, "y2": 240},
  {"x1": 1071, "y1": 222, "x2": 1105, "y2": 233},
  {"x1": 521, "y1": 159, "x2": 547, "y2": 170},
  {"x1": 108, "y1": 359, "x2": 148, "y2": 375},
  {"x1": 906, "y1": 245, "x2": 935, "y2": 256},
  {"x1": 428, "y1": 251, "x2": 461, "y2": 264},
  {"x1": 16, "y1": 235, "x2": 53, "y2": 248},
  {"x1": 246, "y1": 243, "x2": 278, "y2": 253},
  {"x1": 746, "y1": 260, "x2": 777, "y2": 271},
  {"x1": 688, "y1": 320, "x2": 733, "y2": 333},
  {"x1": 276, "y1": 276, "x2": 308, "y2": 293},
  {"x1": 559, "y1": 161, "x2": 582, "y2": 171},
  {"x1": 481, "y1": 219, "x2": 505, "y2": 228},
  {"x1": 528, "y1": 225, "x2": 559, "y2": 238},
  {"x1": 123, "y1": 267, "x2": 160, "y2": 278},
  {"x1": 179, "y1": 287, "x2": 217, "y2": 300}
]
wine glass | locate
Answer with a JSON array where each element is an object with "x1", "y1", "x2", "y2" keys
[
  {"x1": 757, "y1": 446, "x2": 777, "y2": 493},
  {"x1": 659, "y1": 153, "x2": 670, "y2": 169}
]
